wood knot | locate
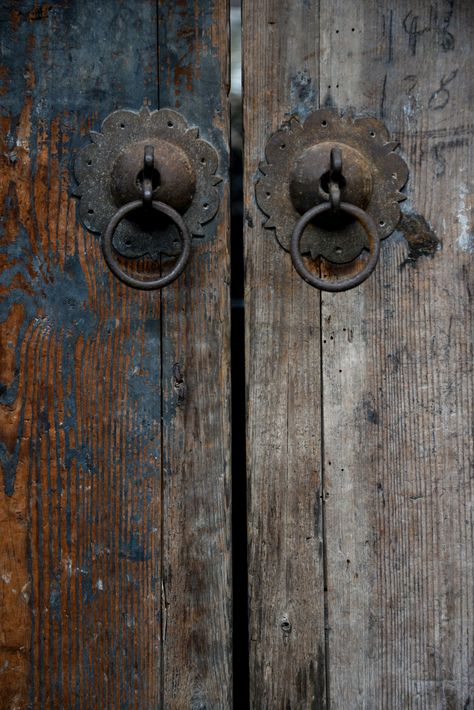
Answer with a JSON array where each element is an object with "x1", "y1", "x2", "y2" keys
[
  {"x1": 172, "y1": 362, "x2": 187, "y2": 406},
  {"x1": 280, "y1": 617, "x2": 292, "y2": 635}
]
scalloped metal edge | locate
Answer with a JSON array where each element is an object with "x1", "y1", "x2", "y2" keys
[
  {"x1": 255, "y1": 108, "x2": 408, "y2": 263},
  {"x1": 74, "y1": 106, "x2": 222, "y2": 258}
]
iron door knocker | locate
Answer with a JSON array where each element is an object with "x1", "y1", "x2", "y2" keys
[
  {"x1": 256, "y1": 108, "x2": 409, "y2": 292},
  {"x1": 75, "y1": 106, "x2": 222, "y2": 290}
]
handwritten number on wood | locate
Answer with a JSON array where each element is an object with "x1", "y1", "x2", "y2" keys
[{"x1": 428, "y1": 69, "x2": 458, "y2": 110}]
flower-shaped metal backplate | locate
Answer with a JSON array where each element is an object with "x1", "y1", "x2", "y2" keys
[
  {"x1": 74, "y1": 106, "x2": 221, "y2": 258},
  {"x1": 256, "y1": 108, "x2": 408, "y2": 264}
]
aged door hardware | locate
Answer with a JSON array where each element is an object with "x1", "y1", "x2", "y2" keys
[
  {"x1": 256, "y1": 108, "x2": 409, "y2": 291},
  {"x1": 75, "y1": 106, "x2": 222, "y2": 289}
]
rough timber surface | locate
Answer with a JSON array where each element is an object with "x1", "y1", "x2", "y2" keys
[
  {"x1": 320, "y1": 2, "x2": 473, "y2": 707},
  {"x1": 158, "y1": 0, "x2": 232, "y2": 708},
  {"x1": 0, "y1": 1, "x2": 231, "y2": 708},
  {"x1": 243, "y1": 1, "x2": 327, "y2": 708},
  {"x1": 244, "y1": 0, "x2": 473, "y2": 708}
]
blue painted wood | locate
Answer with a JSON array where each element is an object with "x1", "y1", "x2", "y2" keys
[{"x1": 0, "y1": 1, "x2": 231, "y2": 707}]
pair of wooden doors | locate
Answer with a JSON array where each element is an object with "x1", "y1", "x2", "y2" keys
[{"x1": 0, "y1": 1, "x2": 472, "y2": 708}]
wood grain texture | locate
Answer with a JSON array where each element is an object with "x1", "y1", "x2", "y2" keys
[
  {"x1": 0, "y1": 2, "x2": 231, "y2": 708},
  {"x1": 158, "y1": 1, "x2": 233, "y2": 707},
  {"x1": 243, "y1": 2, "x2": 327, "y2": 708},
  {"x1": 319, "y1": 2, "x2": 473, "y2": 707},
  {"x1": 244, "y1": 0, "x2": 473, "y2": 708}
]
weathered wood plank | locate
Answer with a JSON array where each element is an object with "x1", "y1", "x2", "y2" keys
[
  {"x1": 319, "y1": 1, "x2": 473, "y2": 707},
  {"x1": 0, "y1": 2, "x2": 232, "y2": 708},
  {"x1": 158, "y1": 1, "x2": 233, "y2": 707},
  {"x1": 243, "y1": 1, "x2": 327, "y2": 707},
  {"x1": 244, "y1": 0, "x2": 473, "y2": 708},
  {"x1": 0, "y1": 3, "x2": 162, "y2": 706}
]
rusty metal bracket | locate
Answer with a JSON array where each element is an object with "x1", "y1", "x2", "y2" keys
[
  {"x1": 74, "y1": 106, "x2": 222, "y2": 262},
  {"x1": 256, "y1": 108, "x2": 409, "y2": 288}
]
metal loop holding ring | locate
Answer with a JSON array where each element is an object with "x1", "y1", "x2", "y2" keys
[
  {"x1": 142, "y1": 144, "x2": 154, "y2": 204},
  {"x1": 290, "y1": 201, "x2": 380, "y2": 292},
  {"x1": 328, "y1": 146, "x2": 342, "y2": 212},
  {"x1": 328, "y1": 181, "x2": 341, "y2": 211},
  {"x1": 102, "y1": 200, "x2": 191, "y2": 290}
]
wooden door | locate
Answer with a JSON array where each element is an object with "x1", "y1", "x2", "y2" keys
[
  {"x1": 244, "y1": 1, "x2": 473, "y2": 708},
  {"x1": 0, "y1": 2, "x2": 231, "y2": 708}
]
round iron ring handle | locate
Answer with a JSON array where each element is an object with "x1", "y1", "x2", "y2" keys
[
  {"x1": 102, "y1": 200, "x2": 192, "y2": 290},
  {"x1": 290, "y1": 201, "x2": 381, "y2": 292}
]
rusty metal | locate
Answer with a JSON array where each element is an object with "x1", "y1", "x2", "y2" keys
[
  {"x1": 102, "y1": 200, "x2": 191, "y2": 290},
  {"x1": 255, "y1": 108, "x2": 408, "y2": 266},
  {"x1": 290, "y1": 202, "x2": 380, "y2": 292},
  {"x1": 75, "y1": 105, "x2": 221, "y2": 260},
  {"x1": 142, "y1": 144, "x2": 154, "y2": 205},
  {"x1": 327, "y1": 146, "x2": 342, "y2": 211}
]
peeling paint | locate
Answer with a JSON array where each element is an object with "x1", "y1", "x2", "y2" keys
[
  {"x1": 457, "y1": 184, "x2": 474, "y2": 253},
  {"x1": 290, "y1": 69, "x2": 317, "y2": 118}
]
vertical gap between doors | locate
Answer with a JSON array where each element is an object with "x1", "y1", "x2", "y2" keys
[{"x1": 230, "y1": 2, "x2": 250, "y2": 707}]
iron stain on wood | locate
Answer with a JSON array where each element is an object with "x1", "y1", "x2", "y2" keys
[{"x1": 398, "y1": 212, "x2": 441, "y2": 268}]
